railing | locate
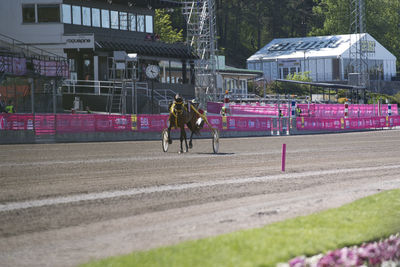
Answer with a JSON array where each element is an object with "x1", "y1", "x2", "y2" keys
[{"x1": 0, "y1": 33, "x2": 66, "y2": 61}]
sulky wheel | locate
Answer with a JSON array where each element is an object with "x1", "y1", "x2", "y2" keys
[
  {"x1": 162, "y1": 128, "x2": 169, "y2": 152},
  {"x1": 212, "y1": 129, "x2": 219, "y2": 154}
]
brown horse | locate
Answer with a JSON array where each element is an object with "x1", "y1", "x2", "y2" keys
[{"x1": 167, "y1": 97, "x2": 203, "y2": 153}]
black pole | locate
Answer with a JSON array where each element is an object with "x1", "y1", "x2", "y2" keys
[{"x1": 151, "y1": 79, "x2": 154, "y2": 114}]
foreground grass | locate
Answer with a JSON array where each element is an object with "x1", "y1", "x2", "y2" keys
[{"x1": 82, "y1": 189, "x2": 400, "y2": 267}]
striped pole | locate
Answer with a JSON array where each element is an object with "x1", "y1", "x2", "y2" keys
[{"x1": 282, "y1": 144, "x2": 286, "y2": 172}]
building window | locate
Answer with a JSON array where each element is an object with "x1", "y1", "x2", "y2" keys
[
  {"x1": 82, "y1": 7, "x2": 91, "y2": 26},
  {"x1": 283, "y1": 68, "x2": 289, "y2": 78},
  {"x1": 72, "y1": 6, "x2": 81, "y2": 25},
  {"x1": 92, "y1": 8, "x2": 100, "y2": 27},
  {"x1": 137, "y1": 15, "x2": 144, "y2": 32},
  {"x1": 37, "y1": 4, "x2": 60, "y2": 23},
  {"x1": 119, "y1": 12, "x2": 127, "y2": 30},
  {"x1": 110, "y1": 10, "x2": 119, "y2": 29},
  {"x1": 145, "y1": 15, "x2": 153, "y2": 33},
  {"x1": 129, "y1": 13, "x2": 136, "y2": 31},
  {"x1": 22, "y1": 4, "x2": 36, "y2": 23},
  {"x1": 101, "y1": 9, "x2": 110, "y2": 28},
  {"x1": 62, "y1": 4, "x2": 71, "y2": 24}
]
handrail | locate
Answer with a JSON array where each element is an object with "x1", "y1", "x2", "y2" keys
[{"x1": 0, "y1": 33, "x2": 67, "y2": 60}]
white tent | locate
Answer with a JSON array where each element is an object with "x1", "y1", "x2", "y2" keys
[{"x1": 247, "y1": 33, "x2": 396, "y2": 82}]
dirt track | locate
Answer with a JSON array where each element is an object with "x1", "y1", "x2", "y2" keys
[{"x1": 1, "y1": 130, "x2": 400, "y2": 267}]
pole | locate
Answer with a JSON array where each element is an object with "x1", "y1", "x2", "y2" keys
[
  {"x1": 29, "y1": 78, "x2": 35, "y2": 114},
  {"x1": 281, "y1": 143, "x2": 286, "y2": 172},
  {"x1": 151, "y1": 80, "x2": 154, "y2": 114},
  {"x1": 52, "y1": 80, "x2": 56, "y2": 114}
]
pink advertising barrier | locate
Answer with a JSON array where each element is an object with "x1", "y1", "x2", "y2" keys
[
  {"x1": 0, "y1": 114, "x2": 34, "y2": 130},
  {"x1": 297, "y1": 104, "x2": 398, "y2": 118},
  {"x1": 207, "y1": 102, "x2": 290, "y2": 116},
  {"x1": 57, "y1": 114, "x2": 132, "y2": 133},
  {"x1": 296, "y1": 116, "x2": 400, "y2": 131},
  {"x1": 208, "y1": 102, "x2": 398, "y2": 118},
  {"x1": 136, "y1": 115, "x2": 168, "y2": 132},
  {"x1": 224, "y1": 116, "x2": 272, "y2": 131},
  {"x1": 35, "y1": 114, "x2": 56, "y2": 135},
  {"x1": 2, "y1": 114, "x2": 397, "y2": 134}
]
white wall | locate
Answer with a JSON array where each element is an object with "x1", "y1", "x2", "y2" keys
[{"x1": 0, "y1": 0, "x2": 65, "y2": 56}]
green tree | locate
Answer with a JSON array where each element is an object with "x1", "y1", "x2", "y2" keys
[
  {"x1": 154, "y1": 9, "x2": 183, "y2": 43},
  {"x1": 310, "y1": 0, "x2": 400, "y2": 70}
]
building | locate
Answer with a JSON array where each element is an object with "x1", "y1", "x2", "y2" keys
[
  {"x1": 159, "y1": 56, "x2": 262, "y2": 100},
  {"x1": 0, "y1": 0, "x2": 197, "y2": 113},
  {"x1": 247, "y1": 33, "x2": 396, "y2": 84}
]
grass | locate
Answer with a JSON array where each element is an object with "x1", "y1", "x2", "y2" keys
[{"x1": 81, "y1": 189, "x2": 400, "y2": 267}]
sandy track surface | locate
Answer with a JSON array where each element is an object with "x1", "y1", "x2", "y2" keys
[{"x1": 1, "y1": 130, "x2": 400, "y2": 267}]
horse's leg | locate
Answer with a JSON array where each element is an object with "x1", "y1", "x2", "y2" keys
[
  {"x1": 179, "y1": 126, "x2": 184, "y2": 153},
  {"x1": 189, "y1": 131, "x2": 194, "y2": 149},
  {"x1": 182, "y1": 126, "x2": 188, "y2": 152}
]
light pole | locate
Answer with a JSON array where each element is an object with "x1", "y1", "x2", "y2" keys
[{"x1": 259, "y1": 57, "x2": 266, "y2": 100}]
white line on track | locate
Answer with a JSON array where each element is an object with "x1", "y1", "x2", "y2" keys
[{"x1": 1, "y1": 164, "x2": 400, "y2": 213}]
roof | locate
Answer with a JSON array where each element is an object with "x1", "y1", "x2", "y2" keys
[
  {"x1": 247, "y1": 33, "x2": 396, "y2": 62},
  {"x1": 96, "y1": 39, "x2": 197, "y2": 59},
  {"x1": 158, "y1": 59, "x2": 263, "y2": 77},
  {"x1": 102, "y1": 0, "x2": 182, "y2": 8},
  {"x1": 276, "y1": 79, "x2": 366, "y2": 90},
  {"x1": 219, "y1": 65, "x2": 262, "y2": 76}
]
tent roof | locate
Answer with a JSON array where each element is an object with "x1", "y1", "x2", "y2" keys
[{"x1": 247, "y1": 33, "x2": 396, "y2": 62}]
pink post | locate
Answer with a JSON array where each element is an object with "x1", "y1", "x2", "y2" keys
[{"x1": 282, "y1": 143, "x2": 286, "y2": 172}]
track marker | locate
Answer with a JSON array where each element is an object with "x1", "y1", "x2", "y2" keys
[{"x1": 282, "y1": 143, "x2": 286, "y2": 172}]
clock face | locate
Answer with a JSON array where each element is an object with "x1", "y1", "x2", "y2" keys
[{"x1": 145, "y1": 65, "x2": 160, "y2": 79}]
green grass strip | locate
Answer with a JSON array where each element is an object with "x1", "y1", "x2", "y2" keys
[{"x1": 81, "y1": 189, "x2": 400, "y2": 267}]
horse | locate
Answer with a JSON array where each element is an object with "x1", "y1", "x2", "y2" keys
[{"x1": 167, "y1": 98, "x2": 204, "y2": 153}]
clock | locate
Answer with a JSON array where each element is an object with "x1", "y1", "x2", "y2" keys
[{"x1": 145, "y1": 64, "x2": 160, "y2": 79}]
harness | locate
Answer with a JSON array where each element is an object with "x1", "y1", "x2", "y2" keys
[{"x1": 170, "y1": 100, "x2": 187, "y2": 128}]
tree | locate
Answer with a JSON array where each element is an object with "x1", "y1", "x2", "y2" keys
[
  {"x1": 310, "y1": 0, "x2": 400, "y2": 70},
  {"x1": 154, "y1": 9, "x2": 183, "y2": 44}
]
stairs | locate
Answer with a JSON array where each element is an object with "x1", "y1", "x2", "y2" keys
[{"x1": 107, "y1": 81, "x2": 126, "y2": 114}]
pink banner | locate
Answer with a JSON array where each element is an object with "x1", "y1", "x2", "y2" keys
[
  {"x1": 296, "y1": 116, "x2": 400, "y2": 131},
  {"x1": 0, "y1": 114, "x2": 34, "y2": 130},
  {"x1": 2, "y1": 114, "x2": 399, "y2": 134},
  {"x1": 297, "y1": 104, "x2": 398, "y2": 118},
  {"x1": 208, "y1": 102, "x2": 398, "y2": 118},
  {"x1": 226, "y1": 116, "x2": 272, "y2": 131},
  {"x1": 137, "y1": 115, "x2": 169, "y2": 131},
  {"x1": 94, "y1": 115, "x2": 131, "y2": 132},
  {"x1": 56, "y1": 114, "x2": 96, "y2": 133},
  {"x1": 35, "y1": 114, "x2": 56, "y2": 135}
]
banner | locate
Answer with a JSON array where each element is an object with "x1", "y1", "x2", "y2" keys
[
  {"x1": 296, "y1": 116, "x2": 400, "y2": 131},
  {"x1": 56, "y1": 114, "x2": 96, "y2": 133},
  {"x1": 35, "y1": 114, "x2": 56, "y2": 135},
  {"x1": 137, "y1": 115, "x2": 168, "y2": 132},
  {"x1": 1, "y1": 114, "x2": 399, "y2": 134},
  {"x1": 94, "y1": 115, "x2": 131, "y2": 132},
  {"x1": 297, "y1": 104, "x2": 398, "y2": 118},
  {"x1": 0, "y1": 114, "x2": 34, "y2": 130},
  {"x1": 225, "y1": 116, "x2": 272, "y2": 131},
  {"x1": 207, "y1": 102, "x2": 398, "y2": 118}
]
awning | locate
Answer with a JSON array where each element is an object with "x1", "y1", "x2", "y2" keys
[{"x1": 96, "y1": 39, "x2": 197, "y2": 60}]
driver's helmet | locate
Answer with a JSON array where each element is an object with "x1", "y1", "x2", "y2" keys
[{"x1": 175, "y1": 94, "x2": 182, "y2": 101}]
